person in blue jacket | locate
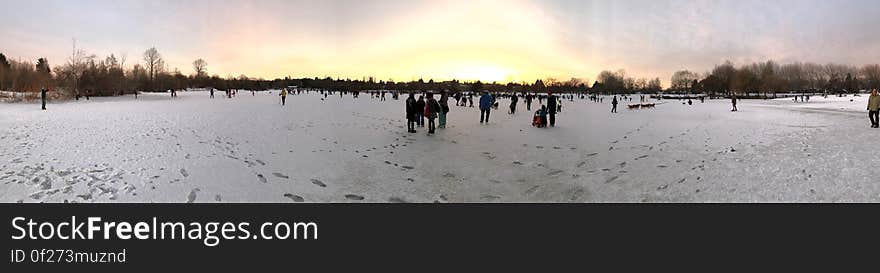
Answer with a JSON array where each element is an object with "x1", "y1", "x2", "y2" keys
[{"x1": 479, "y1": 91, "x2": 493, "y2": 123}]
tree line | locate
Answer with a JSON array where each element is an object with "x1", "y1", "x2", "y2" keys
[
  {"x1": 670, "y1": 61, "x2": 880, "y2": 97},
  {"x1": 2, "y1": 43, "x2": 879, "y2": 99}
]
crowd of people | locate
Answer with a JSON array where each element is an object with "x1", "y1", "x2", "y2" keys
[
  {"x1": 402, "y1": 91, "x2": 569, "y2": 134},
  {"x1": 36, "y1": 85, "x2": 880, "y2": 132}
]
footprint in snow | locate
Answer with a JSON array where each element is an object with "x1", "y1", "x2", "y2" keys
[
  {"x1": 586, "y1": 153, "x2": 598, "y2": 157},
  {"x1": 344, "y1": 194, "x2": 365, "y2": 201},
  {"x1": 186, "y1": 188, "x2": 200, "y2": 203},
  {"x1": 272, "y1": 173, "x2": 289, "y2": 179},
  {"x1": 180, "y1": 168, "x2": 189, "y2": 178},
  {"x1": 283, "y1": 193, "x2": 305, "y2": 202},
  {"x1": 656, "y1": 165, "x2": 668, "y2": 168},
  {"x1": 310, "y1": 179, "x2": 327, "y2": 187},
  {"x1": 256, "y1": 174, "x2": 267, "y2": 183},
  {"x1": 524, "y1": 185, "x2": 540, "y2": 195},
  {"x1": 568, "y1": 189, "x2": 585, "y2": 201},
  {"x1": 512, "y1": 161, "x2": 523, "y2": 165},
  {"x1": 605, "y1": 176, "x2": 619, "y2": 183},
  {"x1": 547, "y1": 170, "x2": 563, "y2": 176},
  {"x1": 388, "y1": 196, "x2": 408, "y2": 203},
  {"x1": 480, "y1": 194, "x2": 501, "y2": 201}
]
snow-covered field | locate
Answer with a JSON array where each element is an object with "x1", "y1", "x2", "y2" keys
[{"x1": 1, "y1": 91, "x2": 879, "y2": 203}]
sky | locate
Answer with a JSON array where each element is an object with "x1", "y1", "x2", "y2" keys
[{"x1": 1, "y1": 0, "x2": 879, "y2": 86}]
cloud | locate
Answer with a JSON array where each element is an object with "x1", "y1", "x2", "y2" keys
[{"x1": 2, "y1": 0, "x2": 879, "y2": 83}]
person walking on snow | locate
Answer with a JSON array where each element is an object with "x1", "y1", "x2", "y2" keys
[
  {"x1": 547, "y1": 92, "x2": 558, "y2": 126},
  {"x1": 415, "y1": 95, "x2": 426, "y2": 127},
  {"x1": 439, "y1": 91, "x2": 450, "y2": 128},
  {"x1": 868, "y1": 89, "x2": 880, "y2": 128},
  {"x1": 526, "y1": 93, "x2": 533, "y2": 111},
  {"x1": 611, "y1": 96, "x2": 618, "y2": 113},
  {"x1": 406, "y1": 92, "x2": 418, "y2": 133},
  {"x1": 479, "y1": 91, "x2": 493, "y2": 123},
  {"x1": 280, "y1": 88, "x2": 288, "y2": 106},
  {"x1": 731, "y1": 94, "x2": 738, "y2": 112},
  {"x1": 40, "y1": 88, "x2": 48, "y2": 110},
  {"x1": 509, "y1": 94, "x2": 519, "y2": 114},
  {"x1": 425, "y1": 92, "x2": 441, "y2": 134}
]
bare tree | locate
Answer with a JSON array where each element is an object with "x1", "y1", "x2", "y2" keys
[
  {"x1": 62, "y1": 39, "x2": 94, "y2": 96},
  {"x1": 671, "y1": 70, "x2": 699, "y2": 91},
  {"x1": 192, "y1": 58, "x2": 207, "y2": 77},
  {"x1": 860, "y1": 64, "x2": 880, "y2": 89},
  {"x1": 143, "y1": 47, "x2": 162, "y2": 91}
]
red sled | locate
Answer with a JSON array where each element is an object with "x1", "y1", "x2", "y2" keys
[{"x1": 532, "y1": 115, "x2": 546, "y2": 128}]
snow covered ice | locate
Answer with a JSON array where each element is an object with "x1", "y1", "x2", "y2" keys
[{"x1": 2, "y1": 91, "x2": 879, "y2": 203}]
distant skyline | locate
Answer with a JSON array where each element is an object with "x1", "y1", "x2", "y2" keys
[{"x1": 2, "y1": 0, "x2": 879, "y2": 85}]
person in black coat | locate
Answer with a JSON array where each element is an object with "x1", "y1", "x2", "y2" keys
[
  {"x1": 509, "y1": 95, "x2": 518, "y2": 114},
  {"x1": 405, "y1": 93, "x2": 417, "y2": 133},
  {"x1": 425, "y1": 92, "x2": 441, "y2": 134},
  {"x1": 415, "y1": 96, "x2": 426, "y2": 127},
  {"x1": 40, "y1": 88, "x2": 48, "y2": 110},
  {"x1": 546, "y1": 93, "x2": 557, "y2": 127},
  {"x1": 525, "y1": 93, "x2": 533, "y2": 111},
  {"x1": 611, "y1": 96, "x2": 618, "y2": 113}
]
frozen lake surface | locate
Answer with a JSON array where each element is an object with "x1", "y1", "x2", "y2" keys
[{"x1": 1, "y1": 91, "x2": 878, "y2": 202}]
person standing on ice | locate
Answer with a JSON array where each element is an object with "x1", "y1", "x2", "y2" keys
[
  {"x1": 415, "y1": 95, "x2": 426, "y2": 127},
  {"x1": 210, "y1": 88, "x2": 214, "y2": 98},
  {"x1": 438, "y1": 91, "x2": 449, "y2": 129},
  {"x1": 525, "y1": 93, "x2": 533, "y2": 111},
  {"x1": 40, "y1": 87, "x2": 48, "y2": 110},
  {"x1": 868, "y1": 89, "x2": 880, "y2": 128},
  {"x1": 547, "y1": 92, "x2": 558, "y2": 126},
  {"x1": 479, "y1": 91, "x2": 493, "y2": 123},
  {"x1": 406, "y1": 93, "x2": 417, "y2": 133},
  {"x1": 509, "y1": 94, "x2": 519, "y2": 114},
  {"x1": 731, "y1": 94, "x2": 738, "y2": 112},
  {"x1": 280, "y1": 88, "x2": 288, "y2": 106},
  {"x1": 611, "y1": 96, "x2": 618, "y2": 113},
  {"x1": 425, "y1": 92, "x2": 441, "y2": 134}
]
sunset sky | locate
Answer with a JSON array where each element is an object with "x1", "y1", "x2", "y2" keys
[{"x1": 1, "y1": 0, "x2": 879, "y2": 85}]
